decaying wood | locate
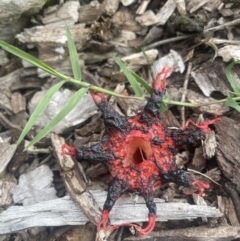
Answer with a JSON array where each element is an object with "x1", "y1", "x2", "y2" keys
[
  {"x1": 190, "y1": 61, "x2": 230, "y2": 97},
  {"x1": 123, "y1": 225, "x2": 240, "y2": 241},
  {"x1": 11, "y1": 165, "x2": 57, "y2": 206},
  {"x1": 153, "y1": 50, "x2": 185, "y2": 75},
  {"x1": 51, "y1": 133, "x2": 101, "y2": 225},
  {"x1": 136, "y1": 0, "x2": 176, "y2": 26},
  {"x1": 115, "y1": 49, "x2": 158, "y2": 72},
  {"x1": 16, "y1": 24, "x2": 91, "y2": 63},
  {"x1": 215, "y1": 117, "x2": 240, "y2": 192},
  {"x1": 217, "y1": 195, "x2": 240, "y2": 227},
  {"x1": 0, "y1": 142, "x2": 16, "y2": 175},
  {"x1": 42, "y1": 1, "x2": 80, "y2": 26},
  {"x1": 218, "y1": 45, "x2": 240, "y2": 62},
  {"x1": 11, "y1": 92, "x2": 26, "y2": 114},
  {"x1": 0, "y1": 189, "x2": 222, "y2": 234},
  {"x1": 0, "y1": 173, "x2": 17, "y2": 206},
  {"x1": 187, "y1": 90, "x2": 229, "y2": 114},
  {"x1": 0, "y1": 0, "x2": 47, "y2": 42}
]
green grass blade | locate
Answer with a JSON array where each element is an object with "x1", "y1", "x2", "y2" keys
[
  {"x1": 160, "y1": 92, "x2": 169, "y2": 112},
  {"x1": 129, "y1": 70, "x2": 153, "y2": 94},
  {"x1": 25, "y1": 87, "x2": 89, "y2": 150},
  {"x1": 16, "y1": 81, "x2": 65, "y2": 146},
  {"x1": 226, "y1": 97, "x2": 240, "y2": 112},
  {"x1": 0, "y1": 40, "x2": 65, "y2": 79},
  {"x1": 65, "y1": 26, "x2": 82, "y2": 81},
  {"x1": 114, "y1": 57, "x2": 144, "y2": 97},
  {"x1": 226, "y1": 60, "x2": 240, "y2": 94}
]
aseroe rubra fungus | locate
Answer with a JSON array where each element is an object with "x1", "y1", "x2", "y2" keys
[{"x1": 62, "y1": 67, "x2": 220, "y2": 236}]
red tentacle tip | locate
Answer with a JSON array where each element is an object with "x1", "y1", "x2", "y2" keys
[
  {"x1": 134, "y1": 214, "x2": 156, "y2": 236},
  {"x1": 153, "y1": 67, "x2": 172, "y2": 91},
  {"x1": 90, "y1": 90, "x2": 106, "y2": 104},
  {"x1": 198, "y1": 117, "x2": 221, "y2": 134},
  {"x1": 191, "y1": 179, "x2": 210, "y2": 196},
  {"x1": 97, "y1": 209, "x2": 110, "y2": 232},
  {"x1": 61, "y1": 143, "x2": 77, "y2": 157}
]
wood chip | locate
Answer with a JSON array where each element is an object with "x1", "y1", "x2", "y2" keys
[
  {"x1": 42, "y1": 1, "x2": 80, "y2": 26},
  {"x1": 215, "y1": 117, "x2": 240, "y2": 192},
  {"x1": 217, "y1": 196, "x2": 240, "y2": 227},
  {"x1": 123, "y1": 225, "x2": 240, "y2": 241},
  {"x1": 153, "y1": 50, "x2": 185, "y2": 75},
  {"x1": 0, "y1": 142, "x2": 16, "y2": 176},
  {"x1": 51, "y1": 133, "x2": 101, "y2": 225},
  {"x1": 0, "y1": 173, "x2": 17, "y2": 206},
  {"x1": 0, "y1": 190, "x2": 222, "y2": 234},
  {"x1": 11, "y1": 92, "x2": 26, "y2": 114},
  {"x1": 218, "y1": 45, "x2": 240, "y2": 62},
  {"x1": 12, "y1": 165, "x2": 57, "y2": 206}
]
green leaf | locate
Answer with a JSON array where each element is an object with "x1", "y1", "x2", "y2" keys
[
  {"x1": 226, "y1": 60, "x2": 240, "y2": 95},
  {"x1": 129, "y1": 70, "x2": 153, "y2": 94},
  {"x1": 114, "y1": 57, "x2": 144, "y2": 97},
  {"x1": 226, "y1": 97, "x2": 240, "y2": 112},
  {"x1": 160, "y1": 92, "x2": 169, "y2": 112},
  {"x1": 65, "y1": 26, "x2": 82, "y2": 81},
  {"x1": 0, "y1": 40, "x2": 65, "y2": 79},
  {"x1": 16, "y1": 81, "x2": 65, "y2": 146},
  {"x1": 25, "y1": 87, "x2": 89, "y2": 150}
]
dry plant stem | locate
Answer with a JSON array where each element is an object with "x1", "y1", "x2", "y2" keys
[
  {"x1": 188, "y1": 168, "x2": 221, "y2": 186},
  {"x1": 204, "y1": 19, "x2": 240, "y2": 34},
  {"x1": 51, "y1": 133, "x2": 102, "y2": 225},
  {"x1": 197, "y1": 96, "x2": 240, "y2": 107},
  {"x1": 225, "y1": 183, "x2": 240, "y2": 223},
  {"x1": 0, "y1": 113, "x2": 22, "y2": 131},
  {"x1": 143, "y1": 35, "x2": 194, "y2": 50},
  {"x1": 180, "y1": 62, "x2": 192, "y2": 126}
]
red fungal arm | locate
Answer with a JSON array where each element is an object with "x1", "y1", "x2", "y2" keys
[
  {"x1": 183, "y1": 118, "x2": 221, "y2": 134},
  {"x1": 153, "y1": 67, "x2": 172, "y2": 92},
  {"x1": 61, "y1": 143, "x2": 77, "y2": 157},
  {"x1": 191, "y1": 179, "x2": 210, "y2": 196},
  {"x1": 90, "y1": 91, "x2": 106, "y2": 104}
]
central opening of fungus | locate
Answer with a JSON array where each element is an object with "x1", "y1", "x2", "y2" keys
[{"x1": 125, "y1": 137, "x2": 153, "y2": 165}]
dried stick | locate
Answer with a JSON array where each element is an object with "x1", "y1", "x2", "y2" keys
[{"x1": 180, "y1": 62, "x2": 192, "y2": 126}]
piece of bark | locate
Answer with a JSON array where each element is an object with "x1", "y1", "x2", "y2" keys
[
  {"x1": 136, "y1": 0, "x2": 176, "y2": 26},
  {"x1": 217, "y1": 196, "x2": 240, "y2": 227},
  {"x1": 0, "y1": 173, "x2": 17, "y2": 206},
  {"x1": 11, "y1": 165, "x2": 57, "y2": 206},
  {"x1": 187, "y1": 90, "x2": 229, "y2": 114},
  {"x1": 153, "y1": 50, "x2": 185, "y2": 75},
  {"x1": 119, "y1": 49, "x2": 158, "y2": 72},
  {"x1": 215, "y1": 117, "x2": 240, "y2": 192},
  {"x1": 218, "y1": 45, "x2": 240, "y2": 62},
  {"x1": 0, "y1": 190, "x2": 222, "y2": 234},
  {"x1": 0, "y1": 50, "x2": 9, "y2": 66},
  {"x1": 11, "y1": 92, "x2": 26, "y2": 114},
  {"x1": 136, "y1": 0, "x2": 151, "y2": 15},
  {"x1": 0, "y1": 69, "x2": 24, "y2": 91},
  {"x1": 0, "y1": 0, "x2": 46, "y2": 42},
  {"x1": 78, "y1": 4, "x2": 103, "y2": 24},
  {"x1": 42, "y1": 1, "x2": 80, "y2": 26},
  {"x1": 123, "y1": 225, "x2": 240, "y2": 241},
  {"x1": 191, "y1": 64, "x2": 230, "y2": 97},
  {"x1": 28, "y1": 89, "x2": 97, "y2": 134},
  {"x1": 16, "y1": 24, "x2": 91, "y2": 63},
  {"x1": 113, "y1": 7, "x2": 142, "y2": 32},
  {"x1": 0, "y1": 142, "x2": 16, "y2": 176},
  {"x1": 102, "y1": 0, "x2": 120, "y2": 16},
  {"x1": 128, "y1": 26, "x2": 163, "y2": 48},
  {"x1": 51, "y1": 133, "x2": 101, "y2": 225}
]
